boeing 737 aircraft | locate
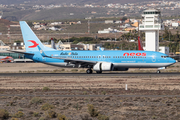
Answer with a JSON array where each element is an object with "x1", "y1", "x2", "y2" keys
[{"x1": 10, "y1": 21, "x2": 177, "y2": 74}]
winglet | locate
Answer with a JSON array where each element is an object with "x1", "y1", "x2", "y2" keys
[
  {"x1": 99, "y1": 46, "x2": 104, "y2": 51},
  {"x1": 138, "y1": 36, "x2": 144, "y2": 51}
]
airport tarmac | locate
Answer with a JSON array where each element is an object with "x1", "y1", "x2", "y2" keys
[{"x1": 0, "y1": 72, "x2": 180, "y2": 77}]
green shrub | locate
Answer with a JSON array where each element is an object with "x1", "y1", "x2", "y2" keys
[
  {"x1": 41, "y1": 103, "x2": 54, "y2": 111},
  {"x1": 14, "y1": 111, "x2": 24, "y2": 118},
  {"x1": 102, "y1": 91, "x2": 106, "y2": 95},
  {"x1": 11, "y1": 118, "x2": 19, "y2": 120},
  {"x1": 33, "y1": 112, "x2": 39, "y2": 117},
  {"x1": 47, "y1": 110, "x2": 56, "y2": 118},
  {"x1": 87, "y1": 104, "x2": 99, "y2": 117},
  {"x1": 39, "y1": 117, "x2": 45, "y2": 120},
  {"x1": 30, "y1": 97, "x2": 43, "y2": 104},
  {"x1": 83, "y1": 91, "x2": 87, "y2": 95},
  {"x1": 42, "y1": 87, "x2": 50, "y2": 92},
  {"x1": 57, "y1": 114, "x2": 68, "y2": 120},
  {"x1": 71, "y1": 69, "x2": 78, "y2": 72},
  {"x1": 73, "y1": 103, "x2": 80, "y2": 110},
  {"x1": 0, "y1": 109, "x2": 9, "y2": 119},
  {"x1": 97, "y1": 114, "x2": 109, "y2": 120}
]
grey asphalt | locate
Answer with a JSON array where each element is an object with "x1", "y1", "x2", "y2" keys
[{"x1": 0, "y1": 72, "x2": 179, "y2": 77}]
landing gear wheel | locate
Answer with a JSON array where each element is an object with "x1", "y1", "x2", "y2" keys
[
  {"x1": 86, "y1": 69, "x2": 92, "y2": 74},
  {"x1": 157, "y1": 70, "x2": 161, "y2": 74},
  {"x1": 96, "y1": 71, "x2": 102, "y2": 74}
]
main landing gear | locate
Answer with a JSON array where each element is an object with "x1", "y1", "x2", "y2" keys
[
  {"x1": 86, "y1": 69, "x2": 102, "y2": 74},
  {"x1": 157, "y1": 70, "x2": 161, "y2": 74},
  {"x1": 86, "y1": 69, "x2": 93, "y2": 74}
]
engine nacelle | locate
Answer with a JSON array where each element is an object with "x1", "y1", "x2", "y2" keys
[{"x1": 93, "y1": 62, "x2": 114, "y2": 71}]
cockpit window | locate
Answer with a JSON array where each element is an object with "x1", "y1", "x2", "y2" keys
[{"x1": 161, "y1": 56, "x2": 169, "y2": 58}]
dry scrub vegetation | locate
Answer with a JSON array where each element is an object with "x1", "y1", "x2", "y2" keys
[{"x1": 0, "y1": 74, "x2": 180, "y2": 119}]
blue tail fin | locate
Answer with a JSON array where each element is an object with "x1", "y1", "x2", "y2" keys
[{"x1": 19, "y1": 21, "x2": 55, "y2": 52}]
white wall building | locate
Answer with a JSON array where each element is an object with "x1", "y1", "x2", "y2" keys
[
  {"x1": 172, "y1": 23, "x2": 179, "y2": 27},
  {"x1": 159, "y1": 46, "x2": 169, "y2": 55},
  {"x1": 139, "y1": 9, "x2": 165, "y2": 52}
]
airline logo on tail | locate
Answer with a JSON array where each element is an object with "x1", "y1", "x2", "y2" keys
[{"x1": 28, "y1": 40, "x2": 39, "y2": 48}]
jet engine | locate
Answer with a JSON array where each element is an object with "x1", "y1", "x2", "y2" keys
[{"x1": 93, "y1": 62, "x2": 114, "y2": 71}]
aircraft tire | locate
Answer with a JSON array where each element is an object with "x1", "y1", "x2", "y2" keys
[
  {"x1": 86, "y1": 69, "x2": 92, "y2": 74},
  {"x1": 157, "y1": 70, "x2": 161, "y2": 74}
]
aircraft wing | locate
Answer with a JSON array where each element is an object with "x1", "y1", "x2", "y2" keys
[
  {"x1": 37, "y1": 45, "x2": 97, "y2": 66},
  {"x1": 51, "y1": 56, "x2": 97, "y2": 65}
]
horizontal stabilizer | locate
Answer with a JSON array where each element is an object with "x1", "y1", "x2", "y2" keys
[{"x1": 7, "y1": 50, "x2": 34, "y2": 55}]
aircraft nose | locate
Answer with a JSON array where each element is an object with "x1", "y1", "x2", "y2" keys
[{"x1": 171, "y1": 58, "x2": 176, "y2": 64}]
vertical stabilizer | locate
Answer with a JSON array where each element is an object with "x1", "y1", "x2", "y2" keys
[
  {"x1": 20, "y1": 21, "x2": 55, "y2": 52},
  {"x1": 51, "y1": 38, "x2": 57, "y2": 49}
]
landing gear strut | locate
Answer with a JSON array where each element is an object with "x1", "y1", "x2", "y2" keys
[
  {"x1": 86, "y1": 69, "x2": 93, "y2": 74},
  {"x1": 157, "y1": 70, "x2": 161, "y2": 74}
]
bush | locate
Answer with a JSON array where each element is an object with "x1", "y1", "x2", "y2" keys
[
  {"x1": 11, "y1": 118, "x2": 19, "y2": 120},
  {"x1": 97, "y1": 114, "x2": 109, "y2": 120},
  {"x1": 47, "y1": 110, "x2": 56, "y2": 118},
  {"x1": 39, "y1": 117, "x2": 45, "y2": 120},
  {"x1": 14, "y1": 111, "x2": 24, "y2": 118},
  {"x1": 33, "y1": 112, "x2": 39, "y2": 117},
  {"x1": 87, "y1": 104, "x2": 99, "y2": 117},
  {"x1": 42, "y1": 87, "x2": 50, "y2": 92},
  {"x1": 0, "y1": 109, "x2": 9, "y2": 119},
  {"x1": 57, "y1": 114, "x2": 68, "y2": 120},
  {"x1": 71, "y1": 69, "x2": 78, "y2": 72},
  {"x1": 41, "y1": 103, "x2": 54, "y2": 111},
  {"x1": 30, "y1": 97, "x2": 43, "y2": 104}
]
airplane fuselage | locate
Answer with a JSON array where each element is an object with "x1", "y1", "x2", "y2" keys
[{"x1": 25, "y1": 50, "x2": 175, "y2": 68}]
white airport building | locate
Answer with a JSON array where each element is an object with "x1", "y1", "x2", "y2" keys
[{"x1": 139, "y1": 9, "x2": 169, "y2": 55}]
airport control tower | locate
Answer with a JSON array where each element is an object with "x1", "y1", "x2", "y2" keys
[{"x1": 139, "y1": 9, "x2": 164, "y2": 52}]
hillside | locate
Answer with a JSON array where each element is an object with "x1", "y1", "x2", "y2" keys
[
  {"x1": 0, "y1": 0, "x2": 178, "y2": 5},
  {"x1": 2, "y1": 7, "x2": 112, "y2": 21}
]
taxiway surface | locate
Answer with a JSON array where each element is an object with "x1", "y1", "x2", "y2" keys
[{"x1": 0, "y1": 72, "x2": 180, "y2": 77}]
